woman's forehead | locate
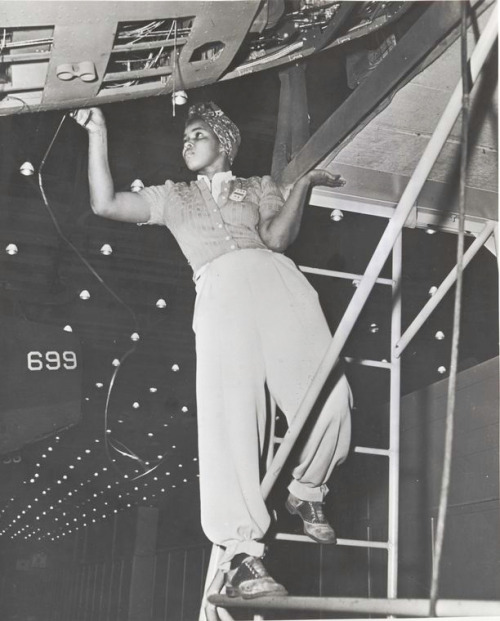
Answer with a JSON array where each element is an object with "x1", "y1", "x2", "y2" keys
[{"x1": 184, "y1": 118, "x2": 213, "y2": 137}]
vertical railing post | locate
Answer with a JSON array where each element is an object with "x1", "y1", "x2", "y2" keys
[
  {"x1": 90, "y1": 563, "x2": 99, "y2": 621},
  {"x1": 388, "y1": 233, "x2": 402, "y2": 598},
  {"x1": 84, "y1": 564, "x2": 94, "y2": 621},
  {"x1": 106, "y1": 561, "x2": 115, "y2": 621},
  {"x1": 367, "y1": 525, "x2": 372, "y2": 599},
  {"x1": 127, "y1": 506, "x2": 159, "y2": 621},
  {"x1": 98, "y1": 561, "x2": 107, "y2": 621},
  {"x1": 150, "y1": 554, "x2": 158, "y2": 621},
  {"x1": 164, "y1": 553, "x2": 171, "y2": 621},
  {"x1": 116, "y1": 559, "x2": 125, "y2": 621},
  {"x1": 80, "y1": 566, "x2": 86, "y2": 621},
  {"x1": 180, "y1": 550, "x2": 188, "y2": 621}
]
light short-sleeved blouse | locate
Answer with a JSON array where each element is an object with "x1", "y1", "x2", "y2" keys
[{"x1": 139, "y1": 175, "x2": 284, "y2": 273}]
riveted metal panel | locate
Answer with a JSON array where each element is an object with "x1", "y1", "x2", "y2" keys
[{"x1": 1, "y1": 1, "x2": 261, "y2": 111}]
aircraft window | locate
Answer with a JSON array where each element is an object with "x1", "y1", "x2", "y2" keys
[
  {"x1": 101, "y1": 18, "x2": 194, "y2": 91},
  {"x1": 0, "y1": 26, "x2": 54, "y2": 109}
]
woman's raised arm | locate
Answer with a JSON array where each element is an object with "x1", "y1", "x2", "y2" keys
[{"x1": 71, "y1": 107, "x2": 151, "y2": 223}]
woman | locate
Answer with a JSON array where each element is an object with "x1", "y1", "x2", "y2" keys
[{"x1": 71, "y1": 103, "x2": 351, "y2": 599}]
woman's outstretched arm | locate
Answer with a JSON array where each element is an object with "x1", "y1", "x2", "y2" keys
[{"x1": 258, "y1": 170, "x2": 345, "y2": 252}]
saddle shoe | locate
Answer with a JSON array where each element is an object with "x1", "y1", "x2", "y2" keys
[
  {"x1": 225, "y1": 555, "x2": 288, "y2": 599},
  {"x1": 285, "y1": 492, "x2": 337, "y2": 544}
]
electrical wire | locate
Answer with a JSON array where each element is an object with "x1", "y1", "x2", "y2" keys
[
  {"x1": 129, "y1": 20, "x2": 166, "y2": 46},
  {"x1": 102, "y1": 319, "x2": 169, "y2": 482},
  {"x1": 171, "y1": 19, "x2": 178, "y2": 117},
  {"x1": 38, "y1": 115, "x2": 138, "y2": 328},
  {"x1": 105, "y1": 20, "x2": 177, "y2": 90},
  {"x1": 36, "y1": 113, "x2": 168, "y2": 481},
  {"x1": 103, "y1": 344, "x2": 146, "y2": 480},
  {"x1": 429, "y1": 4, "x2": 470, "y2": 614}
]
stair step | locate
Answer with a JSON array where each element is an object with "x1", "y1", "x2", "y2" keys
[
  {"x1": 274, "y1": 533, "x2": 389, "y2": 549},
  {"x1": 354, "y1": 446, "x2": 390, "y2": 456},
  {"x1": 207, "y1": 595, "x2": 500, "y2": 617}
]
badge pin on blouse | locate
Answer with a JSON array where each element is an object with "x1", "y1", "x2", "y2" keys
[{"x1": 229, "y1": 189, "x2": 247, "y2": 202}]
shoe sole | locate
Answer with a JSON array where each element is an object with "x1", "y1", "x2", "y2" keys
[
  {"x1": 285, "y1": 499, "x2": 337, "y2": 545},
  {"x1": 226, "y1": 586, "x2": 288, "y2": 599}
]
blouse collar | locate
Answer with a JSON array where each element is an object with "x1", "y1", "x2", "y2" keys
[{"x1": 197, "y1": 171, "x2": 235, "y2": 201}]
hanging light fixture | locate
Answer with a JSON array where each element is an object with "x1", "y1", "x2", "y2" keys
[
  {"x1": 100, "y1": 243, "x2": 113, "y2": 256},
  {"x1": 172, "y1": 90, "x2": 188, "y2": 106},
  {"x1": 5, "y1": 243, "x2": 18, "y2": 255},
  {"x1": 330, "y1": 209, "x2": 344, "y2": 222},
  {"x1": 130, "y1": 179, "x2": 145, "y2": 192},
  {"x1": 19, "y1": 161, "x2": 35, "y2": 176}
]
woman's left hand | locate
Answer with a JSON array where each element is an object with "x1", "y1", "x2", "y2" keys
[{"x1": 305, "y1": 169, "x2": 346, "y2": 188}]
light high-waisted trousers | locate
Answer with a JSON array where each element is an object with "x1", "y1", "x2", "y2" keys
[{"x1": 193, "y1": 248, "x2": 351, "y2": 568}]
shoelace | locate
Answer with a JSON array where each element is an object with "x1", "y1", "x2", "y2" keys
[
  {"x1": 243, "y1": 557, "x2": 268, "y2": 578},
  {"x1": 302, "y1": 501, "x2": 326, "y2": 524}
]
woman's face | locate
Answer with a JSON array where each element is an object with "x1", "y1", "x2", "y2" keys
[{"x1": 183, "y1": 119, "x2": 225, "y2": 172}]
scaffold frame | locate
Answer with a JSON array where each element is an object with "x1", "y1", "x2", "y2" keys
[{"x1": 201, "y1": 5, "x2": 499, "y2": 620}]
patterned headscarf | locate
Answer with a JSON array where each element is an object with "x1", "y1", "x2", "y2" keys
[{"x1": 186, "y1": 102, "x2": 241, "y2": 164}]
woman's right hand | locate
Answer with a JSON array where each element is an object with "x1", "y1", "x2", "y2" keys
[{"x1": 70, "y1": 107, "x2": 106, "y2": 134}]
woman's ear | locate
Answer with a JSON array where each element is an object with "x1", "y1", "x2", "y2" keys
[{"x1": 220, "y1": 150, "x2": 231, "y2": 167}]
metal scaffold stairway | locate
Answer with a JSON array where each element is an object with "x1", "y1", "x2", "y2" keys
[
  {"x1": 274, "y1": 230, "x2": 402, "y2": 601},
  {"x1": 201, "y1": 5, "x2": 499, "y2": 620}
]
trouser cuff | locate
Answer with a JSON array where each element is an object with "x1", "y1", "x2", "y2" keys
[
  {"x1": 219, "y1": 540, "x2": 266, "y2": 572},
  {"x1": 288, "y1": 480, "x2": 329, "y2": 502}
]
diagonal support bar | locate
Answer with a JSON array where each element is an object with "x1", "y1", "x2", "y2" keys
[
  {"x1": 394, "y1": 221, "x2": 496, "y2": 358},
  {"x1": 279, "y1": 1, "x2": 482, "y2": 186},
  {"x1": 260, "y1": 4, "x2": 498, "y2": 501}
]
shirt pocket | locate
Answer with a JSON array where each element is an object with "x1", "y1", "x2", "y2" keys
[{"x1": 225, "y1": 197, "x2": 260, "y2": 230}]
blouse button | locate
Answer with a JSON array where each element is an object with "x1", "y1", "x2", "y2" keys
[
  {"x1": 218, "y1": 223, "x2": 223, "y2": 229},
  {"x1": 230, "y1": 245, "x2": 236, "y2": 250},
  {"x1": 225, "y1": 236, "x2": 231, "y2": 241}
]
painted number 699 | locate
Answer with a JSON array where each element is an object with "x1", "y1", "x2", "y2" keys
[{"x1": 27, "y1": 351, "x2": 78, "y2": 371}]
